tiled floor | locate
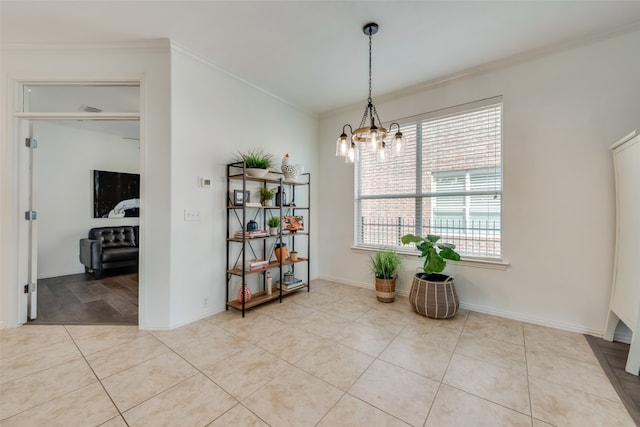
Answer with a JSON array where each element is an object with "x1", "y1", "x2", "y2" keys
[{"x1": 0, "y1": 279, "x2": 635, "y2": 426}]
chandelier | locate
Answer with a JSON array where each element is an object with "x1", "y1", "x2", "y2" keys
[{"x1": 336, "y1": 22, "x2": 405, "y2": 164}]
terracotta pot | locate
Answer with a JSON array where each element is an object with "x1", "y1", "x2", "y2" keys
[
  {"x1": 290, "y1": 252, "x2": 298, "y2": 262},
  {"x1": 274, "y1": 244, "x2": 288, "y2": 263}
]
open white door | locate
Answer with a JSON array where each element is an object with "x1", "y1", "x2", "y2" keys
[{"x1": 17, "y1": 118, "x2": 38, "y2": 321}]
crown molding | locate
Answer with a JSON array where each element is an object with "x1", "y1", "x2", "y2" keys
[
  {"x1": 321, "y1": 21, "x2": 640, "y2": 119},
  {"x1": 169, "y1": 40, "x2": 317, "y2": 120},
  {"x1": 0, "y1": 39, "x2": 171, "y2": 52}
]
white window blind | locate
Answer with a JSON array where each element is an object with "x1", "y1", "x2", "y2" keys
[{"x1": 356, "y1": 97, "x2": 502, "y2": 259}]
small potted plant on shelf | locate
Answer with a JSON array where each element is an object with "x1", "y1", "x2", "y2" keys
[
  {"x1": 235, "y1": 148, "x2": 274, "y2": 177},
  {"x1": 369, "y1": 249, "x2": 402, "y2": 303},
  {"x1": 289, "y1": 250, "x2": 298, "y2": 262},
  {"x1": 267, "y1": 216, "x2": 280, "y2": 236},
  {"x1": 401, "y1": 234, "x2": 461, "y2": 319},
  {"x1": 259, "y1": 187, "x2": 276, "y2": 207}
]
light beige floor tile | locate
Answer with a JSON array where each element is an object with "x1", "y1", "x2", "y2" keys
[
  {"x1": 527, "y1": 348, "x2": 619, "y2": 402},
  {"x1": 297, "y1": 310, "x2": 350, "y2": 339},
  {"x1": 0, "y1": 357, "x2": 96, "y2": 420},
  {"x1": 0, "y1": 339, "x2": 82, "y2": 384},
  {"x1": 0, "y1": 325, "x2": 71, "y2": 359},
  {"x1": 379, "y1": 335, "x2": 452, "y2": 381},
  {"x1": 287, "y1": 289, "x2": 334, "y2": 309},
  {"x1": 65, "y1": 325, "x2": 147, "y2": 356},
  {"x1": 296, "y1": 341, "x2": 374, "y2": 391},
  {"x1": 414, "y1": 307, "x2": 470, "y2": 331},
  {"x1": 529, "y1": 376, "x2": 635, "y2": 427},
  {"x1": 319, "y1": 300, "x2": 372, "y2": 321},
  {"x1": 463, "y1": 312, "x2": 524, "y2": 345},
  {"x1": 174, "y1": 328, "x2": 250, "y2": 370},
  {"x1": 208, "y1": 404, "x2": 269, "y2": 427},
  {"x1": 256, "y1": 327, "x2": 325, "y2": 363},
  {"x1": 400, "y1": 320, "x2": 461, "y2": 352},
  {"x1": 256, "y1": 299, "x2": 316, "y2": 323},
  {"x1": 242, "y1": 366, "x2": 343, "y2": 427},
  {"x1": 455, "y1": 331, "x2": 527, "y2": 373},
  {"x1": 101, "y1": 352, "x2": 197, "y2": 411},
  {"x1": 336, "y1": 321, "x2": 397, "y2": 357},
  {"x1": 443, "y1": 353, "x2": 530, "y2": 415},
  {"x1": 356, "y1": 308, "x2": 411, "y2": 335},
  {"x1": 317, "y1": 394, "x2": 410, "y2": 427},
  {"x1": 349, "y1": 359, "x2": 439, "y2": 426},
  {"x1": 204, "y1": 345, "x2": 289, "y2": 400},
  {"x1": 310, "y1": 279, "x2": 349, "y2": 295},
  {"x1": 151, "y1": 319, "x2": 224, "y2": 349},
  {"x1": 123, "y1": 374, "x2": 236, "y2": 427},
  {"x1": 98, "y1": 416, "x2": 128, "y2": 427},
  {"x1": 218, "y1": 313, "x2": 287, "y2": 344},
  {"x1": 426, "y1": 384, "x2": 531, "y2": 427},
  {"x1": 532, "y1": 419, "x2": 555, "y2": 427},
  {"x1": 0, "y1": 382, "x2": 118, "y2": 427},
  {"x1": 524, "y1": 323, "x2": 599, "y2": 365},
  {"x1": 86, "y1": 334, "x2": 169, "y2": 379}
]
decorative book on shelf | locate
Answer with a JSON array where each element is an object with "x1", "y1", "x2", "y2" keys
[
  {"x1": 277, "y1": 277, "x2": 304, "y2": 291},
  {"x1": 235, "y1": 259, "x2": 269, "y2": 271}
]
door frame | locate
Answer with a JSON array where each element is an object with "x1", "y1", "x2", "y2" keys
[{"x1": 4, "y1": 78, "x2": 144, "y2": 327}]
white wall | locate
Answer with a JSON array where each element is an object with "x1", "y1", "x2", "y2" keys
[
  {"x1": 168, "y1": 45, "x2": 318, "y2": 326},
  {"x1": 317, "y1": 28, "x2": 640, "y2": 335},
  {"x1": 34, "y1": 121, "x2": 139, "y2": 278},
  {"x1": 1, "y1": 41, "x2": 172, "y2": 328}
]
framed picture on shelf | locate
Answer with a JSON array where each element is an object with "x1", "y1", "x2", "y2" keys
[
  {"x1": 282, "y1": 215, "x2": 304, "y2": 233},
  {"x1": 233, "y1": 190, "x2": 251, "y2": 206}
]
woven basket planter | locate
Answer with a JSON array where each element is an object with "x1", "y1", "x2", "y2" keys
[
  {"x1": 375, "y1": 277, "x2": 396, "y2": 303},
  {"x1": 409, "y1": 273, "x2": 459, "y2": 319}
]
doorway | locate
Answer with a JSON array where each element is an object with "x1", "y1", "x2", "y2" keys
[{"x1": 16, "y1": 82, "x2": 142, "y2": 325}]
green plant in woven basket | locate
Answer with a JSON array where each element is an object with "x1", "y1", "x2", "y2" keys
[
  {"x1": 401, "y1": 234, "x2": 460, "y2": 274},
  {"x1": 369, "y1": 249, "x2": 403, "y2": 280},
  {"x1": 235, "y1": 148, "x2": 274, "y2": 169}
]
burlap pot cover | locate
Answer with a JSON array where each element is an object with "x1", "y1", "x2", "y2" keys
[
  {"x1": 375, "y1": 277, "x2": 396, "y2": 303},
  {"x1": 409, "y1": 273, "x2": 459, "y2": 319}
]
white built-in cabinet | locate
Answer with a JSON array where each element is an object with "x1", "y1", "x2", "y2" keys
[{"x1": 604, "y1": 130, "x2": 640, "y2": 375}]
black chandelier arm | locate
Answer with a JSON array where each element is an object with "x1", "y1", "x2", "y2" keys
[
  {"x1": 389, "y1": 122, "x2": 401, "y2": 133},
  {"x1": 341, "y1": 124, "x2": 353, "y2": 135}
]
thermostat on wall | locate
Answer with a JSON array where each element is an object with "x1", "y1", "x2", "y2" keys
[{"x1": 200, "y1": 177, "x2": 212, "y2": 188}]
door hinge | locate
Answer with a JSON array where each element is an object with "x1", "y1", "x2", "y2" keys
[
  {"x1": 25, "y1": 138, "x2": 38, "y2": 148},
  {"x1": 24, "y1": 284, "x2": 28, "y2": 294},
  {"x1": 25, "y1": 211, "x2": 38, "y2": 221},
  {"x1": 24, "y1": 283, "x2": 36, "y2": 294}
]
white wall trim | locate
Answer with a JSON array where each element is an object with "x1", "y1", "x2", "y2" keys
[
  {"x1": 1, "y1": 40, "x2": 170, "y2": 52},
  {"x1": 316, "y1": 275, "x2": 608, "y2": 337},
  {"x1": 321, "y1": 21, "x2": 640, "y2": 119}
]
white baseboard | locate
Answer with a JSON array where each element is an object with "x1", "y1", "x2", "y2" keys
[{"x1": 316, "y1": 275, "x2": 606, "y2": 337}]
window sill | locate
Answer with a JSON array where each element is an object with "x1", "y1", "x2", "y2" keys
[{"x1": 351, "y1": 246, "x2": 510, "y2": 271}]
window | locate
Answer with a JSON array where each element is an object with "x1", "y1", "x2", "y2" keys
[{"x1": 356, "y1": 97, "x2": 502, "y2": 259}]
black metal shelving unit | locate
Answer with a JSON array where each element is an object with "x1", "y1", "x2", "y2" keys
[{"x1": 225, "y1": 161, "x2": 310, "y2": 317}]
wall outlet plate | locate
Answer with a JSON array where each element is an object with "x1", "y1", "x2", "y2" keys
[{"x1": 200, "y1": 177, "x2": 212, "y2": 188}]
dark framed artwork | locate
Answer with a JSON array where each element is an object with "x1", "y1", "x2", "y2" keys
[
  {"x1": 233, "y1": 190, "x2": 250, "y2": 206},
  {"x1": 93, "y1": 170, "x2": 140, "y2": 218}
]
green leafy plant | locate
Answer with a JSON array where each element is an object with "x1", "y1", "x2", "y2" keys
[
  {"x1": 235, "y1": 148, "x2": 274, "y2": 169},
  {"x1": 259, "y1": 187, "x2": 276, "y2": 202},
  {"x1": 290, "y1": 250, "x2": 298, "y2": 254},
  {"x1": 369, "y1": 249, "x2": 402, "y2": 280},
  {"x1": 401, "y1": 234, "x2": 461, "y2": 274},
  {"x1": 267, "y1": 216, "x2": 280, "y2": 228}
]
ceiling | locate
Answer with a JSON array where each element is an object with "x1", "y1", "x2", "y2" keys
[{"x1": 3, "y1": 1, "x2": 640, "y2": 116}]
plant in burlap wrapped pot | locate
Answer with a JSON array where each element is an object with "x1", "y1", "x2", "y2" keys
[
  {"x1": 401, "y1": 234, "x2": 461, "y2": 318},
  {"x1": 369, "y1": 249, "x2": 402, "y2": 303}
]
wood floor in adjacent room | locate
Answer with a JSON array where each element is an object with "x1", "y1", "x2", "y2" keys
[{"x1": 28, "y1": 269, "x2": 138, "y2": 326}]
